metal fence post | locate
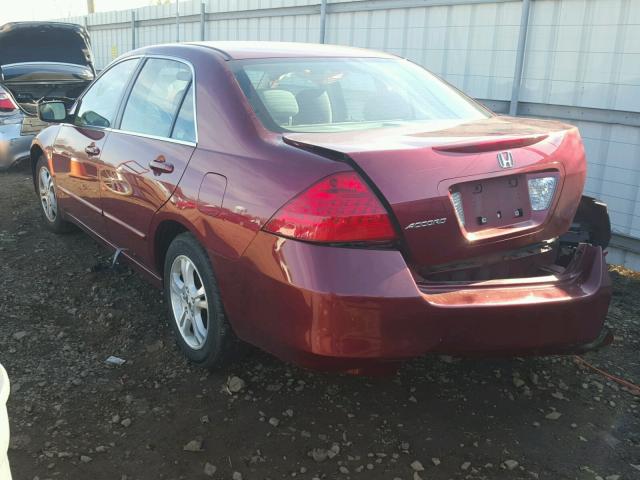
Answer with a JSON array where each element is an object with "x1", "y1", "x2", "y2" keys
[
  {"x1": 176, "y1": 1, "x2": 180, "y2": 42},
  {"x1": 319, "y1": 0, "x2": 327, "y2": 44},
  {"x1": 131, "y1": 10, "x2": 136, "y2": 50},
  {"x1": 200, "y1": 2, "x2": 206, "y2": 41},
  {"x1": 509, "y1": 0, "x2": 531, "y2": 116}
]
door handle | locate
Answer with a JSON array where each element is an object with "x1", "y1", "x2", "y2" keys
[
  {"x1": 84, "y1": 144, "x2": 100, "y2": 156},
  {"x1": 149, "y1": 156, "x2": 174, "y2": 175}
]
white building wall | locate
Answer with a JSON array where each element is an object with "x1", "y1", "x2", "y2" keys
[
  {"x1": 523, "y1": 0, "x2": 640, "y2": 246},
  {"x1": 325, "y1": 2, "x2": 522, "y2": 102}
]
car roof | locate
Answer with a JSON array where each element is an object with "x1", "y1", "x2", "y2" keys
[{"x1": 185, "y1": 41, "x2": 396, "y2": 60}]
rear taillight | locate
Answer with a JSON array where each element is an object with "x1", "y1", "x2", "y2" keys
[
  {"x1": 263, "y1": 171, "x2": 397, "y2": 243},
  {"x1": 0, "y1": 88, "x2": 17, "y2": 112}
]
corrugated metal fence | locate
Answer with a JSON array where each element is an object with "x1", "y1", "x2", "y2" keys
[{"x1": 60, "y1": 0, "x2": 640, "y2": 269}]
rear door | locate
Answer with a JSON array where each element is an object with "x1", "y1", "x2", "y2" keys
[
  {"x1": 97, "y1": 57, "x2": 196, "y2": 267},
  {"x1": 52, "y1": 58, "x2": 139, "y2": 229}
]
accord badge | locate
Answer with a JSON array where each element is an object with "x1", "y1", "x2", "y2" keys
[{"x1": 405, "y1": 218, "x2": 447, "y2": 230}]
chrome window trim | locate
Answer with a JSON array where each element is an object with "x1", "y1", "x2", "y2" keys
[
  {"x1": 104, "y1": 127, "x2": 196, "y2": 147},
  {"x1": 70, "y1": 53, "x2": 199, "y2": 147}
]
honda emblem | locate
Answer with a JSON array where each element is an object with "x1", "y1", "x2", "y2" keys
[{"x1": 497, "y1": 151, "x2": 514, "y2": 169}]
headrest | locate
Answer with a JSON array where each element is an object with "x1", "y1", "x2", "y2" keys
[
  {"x1": 258, "y1": 89, "x2": 299, "y2": 125},
  {"x1": 294, "y1": 89, "x2": 332, "y2": 125}
]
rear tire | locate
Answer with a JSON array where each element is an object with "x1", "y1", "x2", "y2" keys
[
  {"x1": 34, "y1": 155, "x2": 73, "y2": 233},
  {"x1": 163, "y1": 232, "x2": 242, "y2": 369}
]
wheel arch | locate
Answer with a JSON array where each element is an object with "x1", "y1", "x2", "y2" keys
[
  {"x1": 30, "y1": 125, "x2": 61, "y2": 187},
  {"x1": 152, "y1": 218, "x2": 196, "y2": 279},
  {"x1": 30, "y1": 144, "x2": 45, "y2": 190}
]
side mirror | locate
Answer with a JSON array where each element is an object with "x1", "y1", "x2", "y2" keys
[{"x1": 38, "y1": 101, "x2": 67, "y2": 123}]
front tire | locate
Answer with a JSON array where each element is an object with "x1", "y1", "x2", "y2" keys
[
  {"x1": 163, "y1": 232, "x2": 242, "y2": 369},
  {"x1": 35, "y1": 155, "x2": 73, "y2": 233}
]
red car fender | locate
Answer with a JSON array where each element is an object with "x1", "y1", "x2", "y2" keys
[{"x1": 31, "y1": 124, "x2": 61, "y2": 176}]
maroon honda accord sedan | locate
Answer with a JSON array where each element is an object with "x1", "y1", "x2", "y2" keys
[{"x1": 30, "y1": 41, "x2": 612, "y2": 372}]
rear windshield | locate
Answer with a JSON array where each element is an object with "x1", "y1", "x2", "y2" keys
[{"x1": 231, "y1": 57, "x2": 489, "y2": 133}]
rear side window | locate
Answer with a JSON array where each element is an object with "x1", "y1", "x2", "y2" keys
[
  {"x1": 75, "y1": 58, "x2": 138, "y2": 128},
  {"x1": 120, "y1": 58, "x2": 192, "y2": 139},
  {"x1": 171, "y1": 84, "x2": 196, "y2": 143}
]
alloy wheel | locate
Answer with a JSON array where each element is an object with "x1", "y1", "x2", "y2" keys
[
  {"x1": 38, "y1": 166, "x2": 57, "y2": 222},
  {"x1": 169, "y1": 255, "x2": 209, "y2": 350}
]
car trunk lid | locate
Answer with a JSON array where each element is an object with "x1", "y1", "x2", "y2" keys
[{"x1": 283, "y1": 116, "x2": 586, "y2": 267}]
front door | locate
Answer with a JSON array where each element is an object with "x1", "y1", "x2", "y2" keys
[
  {"x1": 98, "y1": 58, "x2": 197, "y2": 267},
  {"x1": 51, "y1": 125, "x2": 107, "y2": 228},
  {"x1": 52, "y1": 58, "x2": 140, "y2": 230}
]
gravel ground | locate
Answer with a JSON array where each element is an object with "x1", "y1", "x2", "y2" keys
[{"x1": 1, "y1": 163, "x2": 639, "y2": 480}]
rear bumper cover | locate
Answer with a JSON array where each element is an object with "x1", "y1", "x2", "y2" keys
[{"x1": 221, "y1": 233, "x2": 611, "y2": 369}]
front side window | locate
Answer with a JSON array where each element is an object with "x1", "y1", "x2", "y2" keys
[
  {"x1": 75, "y1": 58, "x2": 139, "y2": 128},
  {"x1": 120, "y1": 58, "x2": 192, "y2": 138},
  {"x1": 232, "y1": 57, "x2": 489, "y2": 133}
]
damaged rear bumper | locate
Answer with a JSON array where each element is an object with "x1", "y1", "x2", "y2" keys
[
  {"x1": 415, "y1": 243, "x2": 612, "y2": 356},
  {"x1": 224, "y1": 233, "x2": 612, "y2": 370}
]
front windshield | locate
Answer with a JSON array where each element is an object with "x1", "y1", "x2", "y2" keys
[{"x1": 231, "y1": 57, "x2": 490, "y2": 133}]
